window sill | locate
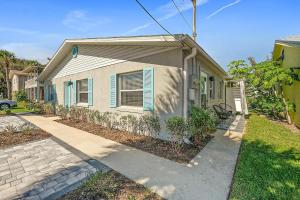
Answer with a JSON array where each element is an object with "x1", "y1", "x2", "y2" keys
[
  {"x1": 76, "y1": 103, "x2": 89, "y2": 107},
  {"x1": 116, "y1": 106, "x2": 144, "y2": 113}
]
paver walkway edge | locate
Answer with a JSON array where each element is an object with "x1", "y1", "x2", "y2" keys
[{"x1": 21, "y1": 114, "x2": 244, "y2": 200}]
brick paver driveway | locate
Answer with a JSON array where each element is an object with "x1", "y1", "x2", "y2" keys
[
  {"x1": 0, "y1": 116, "x2": 36, "y2": 132},
  {"x1": 0, "y1": 138, "x2": 98, "y2": 200}
]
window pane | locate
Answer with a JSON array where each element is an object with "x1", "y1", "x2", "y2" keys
[
  {"x1": 79, "y1": 93, "x2": 88, "y2": 103},
  {"x1": 79, "y1": 79, "x2": 88, "y2": 91},
  {"x1": 121, "y1": 91, "x2": 143, "y2": 107},
  {"x1": 120, "y1": 71, "x2": 143, "y2": 90}
]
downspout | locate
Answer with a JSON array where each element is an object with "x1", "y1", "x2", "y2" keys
[{"x1": 183, "y1": 47, "x2": 197, "y2": 119}]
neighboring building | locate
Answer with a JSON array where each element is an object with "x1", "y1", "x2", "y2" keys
[
  {"x1": 39, "y1": 34, "x2": 227, "y2": 139},
  {"x1": 273, "y1": 35, "x2": 300, "y2": 127},
  {"x1": 24, "y1": 66, "x2": 44, "y2": 101},
  {"x1": 9, "y1": 66, "x2": 44, "y2": 101},
  {"x1": 225, "y1": 79, "x2": 248, "y2": 114},
  {"x1": 9, "y1": 70, "x2": 28, "y2": 98}
]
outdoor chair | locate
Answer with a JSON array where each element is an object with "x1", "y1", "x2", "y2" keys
[
  {"x1": 219, "y1": 103, "x2": 234, "y2": 115},
  {"x1": 213, "y1": 104, "x2": 232, "y2": 120}
]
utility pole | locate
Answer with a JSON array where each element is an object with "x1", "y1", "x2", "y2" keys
[{"x1": 192, "y1": 0, "x2": 197, "y2": 41}]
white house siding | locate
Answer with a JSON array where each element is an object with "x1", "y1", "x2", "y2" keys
[
  {"x1": 49, "y1": 45, "x2": 177, "y2": 80},
  {"x1": 49, "y1": 47, "x2": 183, "y2": 140},
  {"x1": 12, "y1": 75, "x2": 26, "y2": 92},
  {"x1": 12, "y1": 75, "x2": 19, "y2": 92}
]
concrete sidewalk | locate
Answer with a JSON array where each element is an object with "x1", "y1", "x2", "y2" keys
[{"x1": 21, "y1": 114, "x2": 244, "y2": 200}]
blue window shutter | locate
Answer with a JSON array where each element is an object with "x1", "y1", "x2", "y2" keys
[
  {"x1": 52, "y1": 84, "x2": 56, "y2": 103},
  {"x1": 44, "y1": 83, "x2": 48, "y2": 102},
  {"x1": 88, "y1": 78, "x2": 93, "y2": 106},
  {"x1": 109, "y1": 74, "x2": 117, "y2": 108},
  {"x1": 48, "y1": 85, "x2": 52, "y2": 101},
  {"x1": 64, "y1": 82, "x2": 69, "y2": 107},
  {"x1": 73, "y1": 80, "x2": 77, "y2": 105},
  {"x1": 143, "y1": 67, "x2": 154, "y2": 111}
]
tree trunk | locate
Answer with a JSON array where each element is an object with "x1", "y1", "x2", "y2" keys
[
  {"x1": 4, "y1": 66, "x2": 11, "y2": 100},
  {"x1": 282, "y1": 97, "x2": 292, "y2": 124}
]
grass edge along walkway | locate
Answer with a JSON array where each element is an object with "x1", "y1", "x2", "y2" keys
[{"x1": 230, "y1": 114, "x2": 300, "y2": 200}]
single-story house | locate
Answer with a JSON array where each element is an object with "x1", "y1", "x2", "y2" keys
[
  {"x1": 39, "y1": 34, "x2": 227, "y2": 139},
  {"x1": 273, "y1": 35, "x2": 300, "y2": 127}
]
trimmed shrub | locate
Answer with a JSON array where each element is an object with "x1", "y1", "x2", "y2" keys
[
  {"x1": 78, "y1": 108, "x2": 89, "y2": 122},
  {"x1": 88, "y1": 110, "x2": 97, "y2": 124},
  {"x1": 69, "y1": 106, "x2": 80, "y2": 121},
  {"x1": 102, "y1": 112, "x2": 113, "y2": 130},
  {"x1": 166, "y1": 116, "x2": 186, "y2": 150},
  {"x1": 188, "y1": 107, "x2": 216, "y2": 145},
  {"x1": 43, "y1": 103, "x2": 54, "y2": 115},
  {"x1": 18, "y1": 101, "x2": 28, "y2": 109},
  {"x1": 94, "y1": 110, "x2": 104, "y2": 125},
  {"x1": 0, "y1": 108, "x2": 11, "y2": 115},
  {"x1": 127, "y1": 114, "x2": 138, "y2": 133},
  {"x1": 57, "y1": 105, "x2": 68, "y2": 120},
  {"x1": 31, "y1": 102, "x2": 44, "y2": 114},
  {"x1": 119, "y1": 115, "x2": 129, "y2": 131},
  {"x1": 4, "y1": 124, "x2": 17, "y2": 134},
  {"x1": 15, "y1": 90, "x2": 28, "y2": 103},
  {"x1": 138, "y1": 115, "x2": 160, "y2": 136},
  {"x1": 147, "y1": 115, "x2": 161, "y2": 136}
]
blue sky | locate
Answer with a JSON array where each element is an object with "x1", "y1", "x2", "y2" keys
[{"x1": 0, "y1": 0, "x2": 299, "y2": 70}]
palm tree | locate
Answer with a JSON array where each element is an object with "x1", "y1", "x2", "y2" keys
[{"x1": 0, "y1": 50, "x2": 16, "y2": 100}]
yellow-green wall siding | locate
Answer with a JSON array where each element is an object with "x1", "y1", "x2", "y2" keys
[{"x1": 275, "y1": 44, "x2": 300, "y2": 127}]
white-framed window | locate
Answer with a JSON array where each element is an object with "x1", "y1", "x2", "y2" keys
[
  {"x1": 77, "y1": 79, "x2": 88, "y2": 103},
  {"x1": 118, "y1": 71, "x2": 143, "y2": 107},
  {"x1": 209, "y1": 77, "x2": 215, "y2": 99}
]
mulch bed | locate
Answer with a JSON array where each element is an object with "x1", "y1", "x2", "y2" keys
[
  {"x1": 0, "y1": 129, "x2": 51, "y2": 149},
  {"x1": 272, "y1": 120, "x2": 300, "y2": 134},
  {"x1": 260, "y1": 114, "x2": 300, "y2": 134},
  {"x1": 60, "y1": 170, "x2": 164, "y2": 200},
  {"x1": 56, "y1": 119, "x2": 212, "y2": 164}
]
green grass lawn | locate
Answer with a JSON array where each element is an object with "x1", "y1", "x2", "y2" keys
[
  {"x1": 0, "y1": 107, "x2": 31, "y2": 115},
  {"x1": 10, "y1": 106, "x2": 32, "y2": 114},
  {"x1": 230, "y1": 114, "x2": 300, "y2": 200}
]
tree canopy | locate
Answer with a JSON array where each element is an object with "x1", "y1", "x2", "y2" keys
[
  {"x1": 228, "y1": 58, "x2": 299, "y2": 121},
  {"x1": 0, "y1": 49, "x2": 44, "y2": 99}
]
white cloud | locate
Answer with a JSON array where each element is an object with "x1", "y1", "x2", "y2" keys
[
  {"x1": 0, "y1": 43, "x2": 53, "y2": 64},
  {"x1": 157, "y1": 0, "x2": 208, "y2": 21},
  {"x1": 0, "y1": 26, "x2": 61, "y2": 41},
  {"x1": 0, "y1": 27, "x2": 37, "y2": 35},
  {"x1": 124, "y1": 0, "x2": 209, "y2": 35},
  {"x1": 62, "y1": 10, "x2": 111, "y2": 32},
  {"x1": 206, "y1": 0, "x2": 241, "y2": 19}
]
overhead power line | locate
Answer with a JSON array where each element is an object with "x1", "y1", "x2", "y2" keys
[
  {"x1": 134, "y1": 0, "x2": 192, "y2": 48},
  {"x1": 171, "y1": 0, "x2": 192, "y2": 30},
  {"x1": 134, "y1": 0, "x2": 175, "y2": 37}
]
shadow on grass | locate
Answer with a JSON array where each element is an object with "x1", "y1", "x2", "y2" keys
[{"x1": 230, "y1": 138, "x2": 300, "y2": 200}]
